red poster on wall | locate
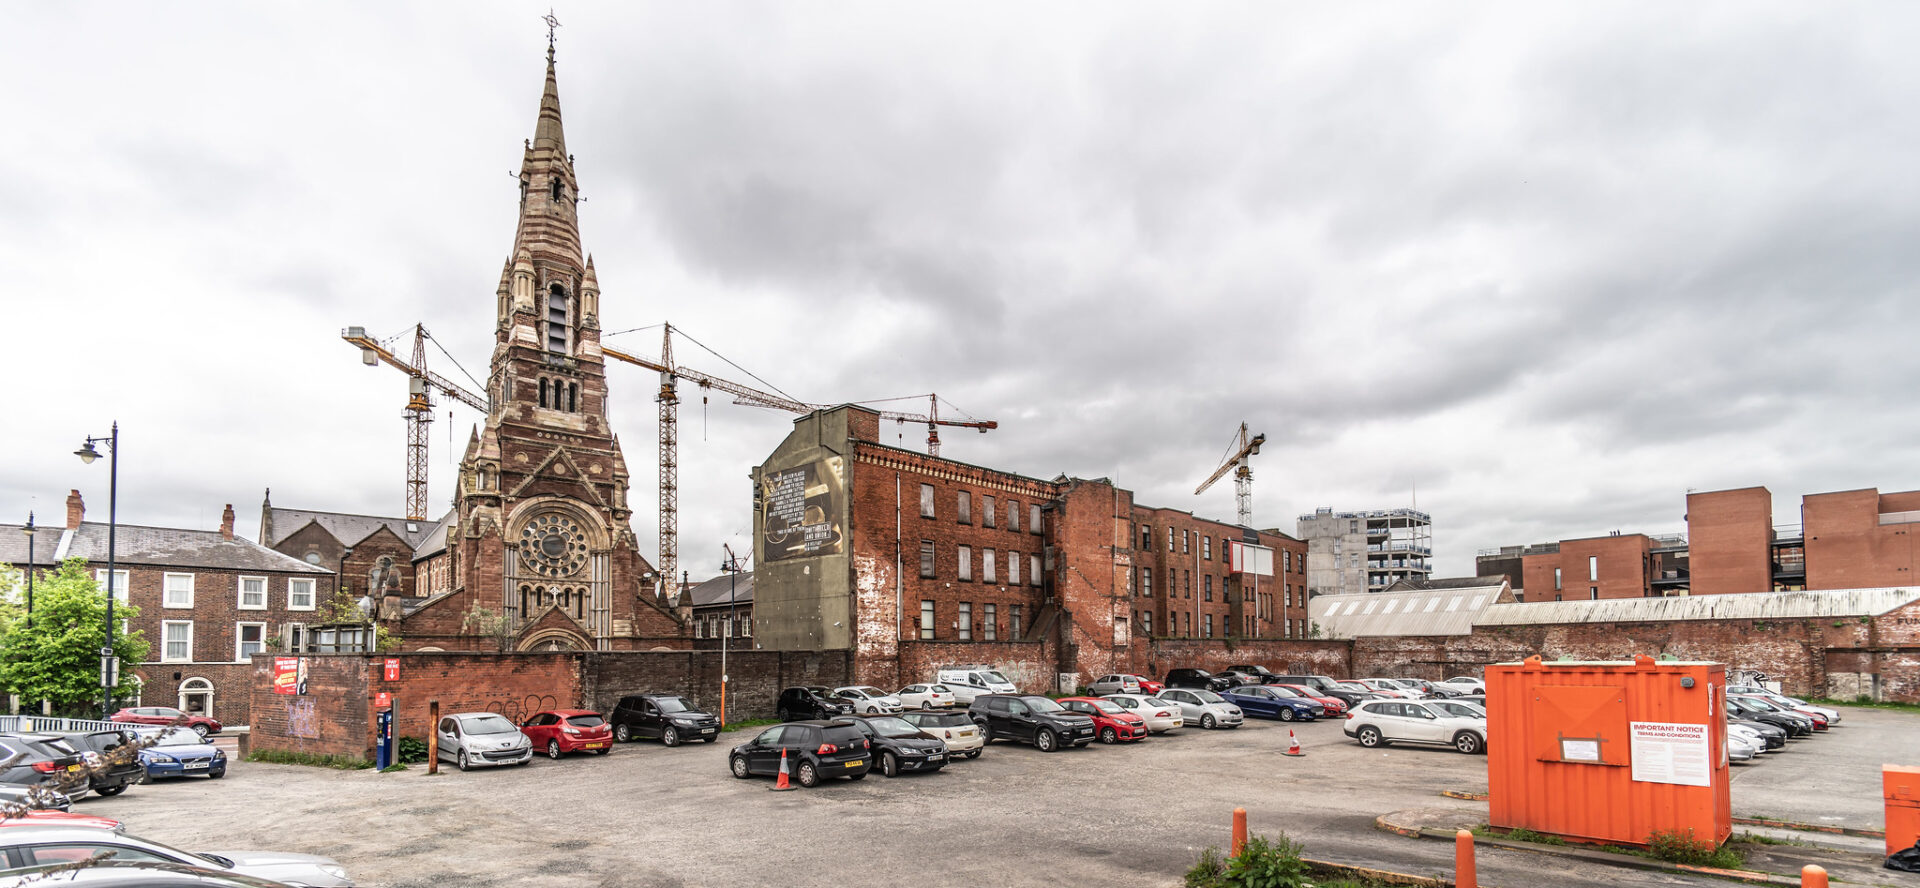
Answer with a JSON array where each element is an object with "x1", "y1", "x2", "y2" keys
[
  {"x1": 383, "y1": 658, "x2": 400, "y2": 682},
  {"x1": 375, "y1": 692, "x2": 392, "y2": 708},
  {"x1": 272, "y1": 657, "x2": 301, "y2": 695}
]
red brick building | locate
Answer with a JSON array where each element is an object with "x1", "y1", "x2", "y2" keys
[
  {"x1": 750, "y1": 405, "x2": 1306, "y2": 689},
  {"x1": 2, "y1": 491, "x2": 335, "y2": 725},
  {"x1": 1484, "y1": 485, "x2": 1919, "y2": 599}
]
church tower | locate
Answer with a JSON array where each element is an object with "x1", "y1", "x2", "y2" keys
[{"x1": 429, "y1": 38, "x2": 682, "y2": 652}]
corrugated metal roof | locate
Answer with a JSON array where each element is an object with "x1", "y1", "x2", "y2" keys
[
  {"x1": 1308, "y1": 579, "x2": 1514, "y2": 638},
  {"x1": 1475, "y1": 587, "x2": 1920, "y2": 626}
]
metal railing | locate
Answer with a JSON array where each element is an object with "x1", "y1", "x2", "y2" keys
[{"x1": 0, "y1": 715, "x2": 122, "y2": 734}]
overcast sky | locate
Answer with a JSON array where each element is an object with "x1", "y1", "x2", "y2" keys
[{"x1": 6, "y1": 2, "x2": 1918, "y2": 578}]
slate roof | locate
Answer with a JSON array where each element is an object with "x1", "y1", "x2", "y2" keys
[
  {"x1": 265, "y1": 507, "x2": 442, "y2": 550},
  {"x1": 410, "y1": 512, "x2": 455, "y2": 561},
  {"x1": 685, "y1": 572, "x2": 754, "y2": 609},
  {"x1": 0, "y1": 522, "x2": 329, "y2": 574},
  {"x1": 0, "y1": 525, "x2": 62, "y2": 568},
  {"x1": 1308, "y1": 580, "x2": 1514, "y2": 639},
  {"x1": 1474, "y1": 586, "x2": 1920, "y2": 626}
]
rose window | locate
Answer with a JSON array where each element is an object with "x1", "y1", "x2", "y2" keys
[{"x1": 517, "y1": 513, "x2": 590, "y2": 577}]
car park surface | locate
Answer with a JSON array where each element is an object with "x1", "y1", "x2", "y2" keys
[{"x1": 54, "y1": 703, "x2": 1914, "y2": 887}]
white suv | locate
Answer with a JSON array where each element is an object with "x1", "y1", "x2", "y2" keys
[{"x1": 1344, "y1": 700, "x2": 1487, "y2": 754}]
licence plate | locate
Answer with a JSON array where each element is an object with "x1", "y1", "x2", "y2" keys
[
  {"x1": 184, "y1": 762, "x2": 208, "y2": 769},
  {"x1": 844, "y1": 760, "x2": 862, "y2": 768},
  {"x1": 958, "y1": 730, "x2": 975, "y2": 737},
  {"x1": 700, "y1": 728, "x2": 716, "y2": 734},
  {"x1": 927, "y1": 754, "x2": 944, "y2": 761},
  {"x1": 66, "y1": 764, "x2": 82, "y2": 772},
  {"x1": 584, "y1": 742, "x2": 606, "y2": 749}
]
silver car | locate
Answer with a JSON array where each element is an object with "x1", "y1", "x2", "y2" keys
[
  {"x1": 1087, "y1": 674, "x2": 1153, "y2": 696},
  {"x1": 0, "y1": 825, "x2": 353, "y2": 886},
  {"x1": 1154, "y1": 688, "x2": 1244, "y2": 729},
  {"x1": 436, "y1": 712, "x2": 533, "y2": 771},
  {"x1": 834, "y1": 686, "x2": 904, "y2": 714}
]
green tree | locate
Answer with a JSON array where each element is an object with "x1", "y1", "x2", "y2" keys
[{"x1": 0, "y1": 559, "x2": 147, "y2": 717}]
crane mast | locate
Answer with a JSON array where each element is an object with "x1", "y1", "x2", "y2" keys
[
  {"x1": 343, "y1": 325, "x2": 490, "y2": 521},
  {"x1": 1195, "y1": 422, "x2": 1267, "y2": 527}
]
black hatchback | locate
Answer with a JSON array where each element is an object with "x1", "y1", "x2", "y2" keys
[
  {"x1": 777, "y1": 687, "x2": 854, "y2": 721},
  {"x1": 1165, "y1": 668, "x2": 1233, "y2": 692},
  {"x1": 609, "y1": 694, "x2": 721, "y2": 746},
  {"x1": 61, "y1": 730, "x2": 144, "y2": 796},
  {"x1": 848, "y1": 715, "x2": 949, "y2": 777},
  {"x1": 728, "y1": 720, "x2": 872, "y2": 787},
  {"x1": 0, "y1": 734, "x2": 89, "y2": 799}
]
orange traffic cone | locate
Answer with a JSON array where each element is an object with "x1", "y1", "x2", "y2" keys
[
  {"x1": 1283, "y1": 729, "x2": 1304, "y2": 756},
  {"x1": 771, "y1": 747, "x2": 796, "y2": 791}
]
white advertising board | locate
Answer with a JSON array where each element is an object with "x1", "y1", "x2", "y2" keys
[{"x1": 1629, "y1": 721, "x2": 1712, "y2": 787}]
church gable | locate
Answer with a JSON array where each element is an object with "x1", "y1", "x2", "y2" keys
[{"x1": 506, "y1": 445, "x2": 610, "y2": 509}]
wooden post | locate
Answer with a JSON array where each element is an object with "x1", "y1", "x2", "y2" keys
[
  {"x1": 1801, "y1": 865, "x2": 1828, "y2": 888},
  {"x1": 426, "y1": 699, "x2": 439, "y2": 775},
  {"x1": 1455, "y1": 829, "x2": 1477, "y2": 888},
  {"x1": 1231, "y1": 807, "x2": 1247, "y2": 857}
]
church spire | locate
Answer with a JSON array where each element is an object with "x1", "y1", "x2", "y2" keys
[{"x1": 533, "y1": 40, "x2": 566, "y2": 156}]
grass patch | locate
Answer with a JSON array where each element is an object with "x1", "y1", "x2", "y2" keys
[
  {"x1": 1474, "y1": 825, "x2": 1565, "y2": 846},
  {"x1": 1810, "y1": 696, "x2": 1920, "y2": 714},
  {"x1": 1647, "y1": 829, "x2": 1744, "y2": 868},
  {"x1": 720, "y1": 718, "x2": 780, "y2": 733},
  {"x1": 1732, "y1": 831, "x2": 1801, "y2": 847},
  {"x1": 246, "y1": 749, "x2": 373, "y2": 769},
  {"x1": 378, "y1": 763, "x2": 409, "y2": 773}
]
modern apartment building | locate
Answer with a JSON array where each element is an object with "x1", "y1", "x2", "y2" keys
[{"x1": 1296, "y1": 507, "x2": 1433, "y2": 597}]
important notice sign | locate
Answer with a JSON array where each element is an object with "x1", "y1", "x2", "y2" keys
[{"x1": 1629, "y1": 721, "x2": 1712, "y2": 786}]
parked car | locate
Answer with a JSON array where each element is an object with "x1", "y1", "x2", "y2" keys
[
  {"x1": 1270, "y1": 675, "x2": 1370, "y2": 709},
  {"x1": 1425, "y1": 700, "x2": 1485, "y2": 720},
  {"x1": 1397, "y1": 679, "x2": 1462, "y2": 698},
  {"x1": 1212, "y1": 670, "x2": 1265, "y2": 688},
  {"x1": 1439, "y1": 676, "x2": 1486, "y2": 693},
  {"x1": 108, "y1": 707, "x2": 221, "y2": 739},
  {"x1": 1727, "y1": 732, "x2": 1758, "y2": 762},
  {"x1": 1219, "y1": 685, "x2": 1322, "y2": 722},
  {"x1": 727, "y1": 720, "x2": 871, "y2": 787},
  {"x1": 0, "y1": 735, "x2": 90, "y2": 799},
  {"x1": 934, "y1": 666, "x2": 1018, "y2": 704},
  {"x1": 1451, "y1": 694, "x2": 1487, "y2": 711},
  {"x1": 1728, "y1": 713, "x2": 1788, "y2": 750},
  {"x1": 609, "y1": 694, "x2": 721, "y2": 745},
  {"x1": 1333, "y1": 680, "x2": 1383, "y2": 701},
  {"x1": 435, "y1": 712, "x2": 532, "y2": 771},
  {"x1": 777, "y1": 686, "x2": 856, "y2": 721},
  {"x1": 1164, "y1": 668, "x2": 1233, "y2": 692},
  {"x1": 1728, "y1": 723, "x2": 1768, "y2": 759},
  {"x1": 0, "y1": 859, "x2": 303, "y2": 887},
  {"x1": 834, "y1": 686, "x2": 904, "y2": 714},
  {"x1": 1344, "y1": 700, "x2": 1488, "y2": 754},
  {"x1": 0, "y1": 811, "x2": 123, "y2": 831},
  {"x1": 1225, "y1": 665, "x2": 1288, "y2": 684},
  {"x1": 1732, "y1": 694, "x2": 1826, "y2": 731},
  {"x1": 518, "y1": 710, "x2": 613, "y2": 758},
  {"x1": 1100, "y1": 694, "x2": 1184, "y2": 733},
  {"x1": 1273, "y1": 684, "x2": 1347, "y2": 717},
  {"x1": 1729, "y1": 688, "x2": 1841, "y2": 727},
  {"x1": 1155, "y1": 688, "x2": 1244, "y2": 729},
  {"x1": 898, "y1": 710, "x2": 985, "y2": 758},
  {"x1": 0, "y1": 826, "x2": 353, "y2": 886},
  {"x1": 1727, "y1": 698, "x2": 1812, "y2": 737},
  {"x1": 897, "y1": 684, "x2": 958, "y2": 710},
  {"x1": 1087, "y1": 674, "x2": 1163, "y2": 696},
  {"x1": 60, "y1": 730, "x2": 144, "y2": 797},
  {"x1": 135, "y1": 730, "x2": 225, "y2": 781},
  {"x1": 1056, "y1": 697, "x2": 1148, "y2": 743},
  {"x1": 0, "y1": 784, "x2": 70, "y2": 813},
  {"x1": 1353, "y1": 679, "x2": 1417, "y2": 699},
  {"x1": 969, "y1": 695, "x2": 1096, "y2": 751},
  {"x1": 847, "y1": 715, "x2": 949, "y2": 777}
]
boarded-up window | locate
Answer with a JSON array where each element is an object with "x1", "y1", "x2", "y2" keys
[
  {"x1": 984, "y1": 549, "x2": 997, "y2": 584},
  {"x1": 957, "y1": 546, "x2": 972, "y2": 581},
  {"x1": 957, "y1": 491, "x2": 971, "y2": 524},
  {"x1": 1029, "y1": 554, "x2": 1042, "y2": 586},
  {"x1": 984, "y1": 496, "x2": 996, "y2": 528},
  {"x1": 920, "y1": 484, "x2": 935, "y2": 518},
  {"x1": 919, "y1": 540, "x2": 935, "y2": 578},
  {"x1": 1008, "y1": 501, "x2": 1020, "y2": 532},
  {"x1": 1008, "y1": 552, "x2": 1020, "y2": 585}
]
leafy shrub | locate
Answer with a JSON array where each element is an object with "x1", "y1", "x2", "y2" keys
[
  {"x1": 396, "y1": 736, "x2": 429, "y2": 764},
  {"x1": 1184, "y1": 834, "x2": 1313, "y2": 888},
  {"x1": 1647, "y1": 829, "x2": 1742, "y2": 868}
]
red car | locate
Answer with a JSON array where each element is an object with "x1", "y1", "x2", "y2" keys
[
  {"x1": 108, "y1": 706, "x2": 222, "y2": 738},
  {"x1": 0, "y1": 812, "x2": 123, "y2": 831},
  {"x1": 1056, "y1": 697, "x2": 1149, "y2": 743},
  {"x1": 519, "y1": 710, "x2": 614, "y2": 758},
  {"x1": 1275, "y1": 684, "x2": 1347, "y2": 716}
]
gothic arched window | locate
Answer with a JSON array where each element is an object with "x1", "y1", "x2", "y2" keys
[
  {"x1": 568, "y1": 382, "x2": 578, "y2": 413},
  {"x1": 550, "y1": 176, "x2": 564, "y2": 201},
  {"x1": 546, "y1": 284, "x2": 569, "y2": 354}
]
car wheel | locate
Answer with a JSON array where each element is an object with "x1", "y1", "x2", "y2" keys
[
  {"x1": 192, "y1": 724, "x2": 210, "y2": 739},
  {"x1": 1200, "y1": 714, "x2": 1217, "y2": 730},
  {"x1": 1035, "y1": 729, "x2": 1058, "y2": 752},
  {"x1": 94, "y1": 783, "x2": 127, "y2": 797},
  {"x1": 973, "y1": 719, "x2": 993, "y2": 742},
  {"x1": 847, "y1": 771, "x2": 867, "y2": 781},
  {"x1": 921, "y1": 701, "x2": 932, "y2": 710},
  {"x1": 965, "y1": 749, "x2": 980, "y2": 759},
  {"x1": 1357, "y1": 726, "x2": 1383, "y2": 748},
  {"x1": 663, "y1": 727, "x2": 681, "y2": 748},
  {"x1": 457, "y1": 750, "x2": 472, "y2": 771},
  {"x1": 796, "y1": 760, "x2": 820, "y2": 788},
  {"x1": 595, "y1": 746, "x2": 611, "y2": 755},
  {"x1": 777, "y1": 707, "x2": 790, "y2": 721},
  {"x1": 1280, "y1": 708, "x2": 1296, "y2": 722},
  {"x1": 730, "y1": 755, "x2": 749, "y2": 779},
  {"x1": 1099, "y1": 727, "x2": 1118, "y2": 744},
  {"x1": 703, "y1": 736, "x2": 717, "y2": 744},
  {"x1": 547, "y1": 740, "x2": 563, "y2": 760},
  {"x1": 1454, "y1": 732, "x2": 1484, "y2": 755},
  {"x1": 881, "y1": 752, "x2": 899, "y2": 777},
  {"x1": 615, "y1": 724, "x2": 632, "y2": 742}
]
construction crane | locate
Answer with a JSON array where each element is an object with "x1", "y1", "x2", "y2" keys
[
  {"x1": 602, "y1": 324, "x2": 997, "y2": 596},
  {"x1": 1195, "y1": 422, "x2": 1267, "y2": 527},
  {"x1": 342, "y1": 325, "x2": 489, "y2": 521}
]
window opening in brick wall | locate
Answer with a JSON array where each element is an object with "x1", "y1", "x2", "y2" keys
[
  {"x1": 919, "y1": 540, "x2": 935, "y2": 578},
  {"x1": 1028, "y1": 554, "x2": 1041, "y2": 586},
  {"x1": 288, "y1": 578, "x2": 315, "y2": 610},
  {"x1": 1203, "y1": 536, "x2": 1211, "y2": 560},
  {"x1": 957, "y1": 491, "x2": 971, "y2": 524},
  {"x1": 1204, "y1": 575, "x2": 1213, "y2": 601},
  {"x1": 958, "y1": 602, "x2": 972, "y2": 640},
  {"x1": 1010, "y1": 605, "x2": 1023, "y2": 639},
  {"x1": 1141, "y1": 567, "x2": 1152, "y2": 597},
  {"x1": 163, "y1": 621, "x2": 192, "y2": 662},
  {"x1": 547, "y1": 284, "x2": 569, "y2": 354},
  {"x1": 1008, "y1": 500, "x2": 1020, "y2": 532},
  {"x1": 163, "y1": 573, "x2": 195, "y2": 608},
  {"x1": 1008, "y1": 552, "x2": 1020, "y2": 585},
  {"x1": 919, "y1": 600, "x2": 935, "y2": 639},
  {"x1": 984, "y1": 549, "x2": 997, "y2": 584},
  {"x1": 1030, "y1": 504, "x2": 1043, "y2": 534},
  {"x1": 957, "y1": 546, "x2": 972, "y2": 581},
  {"x1": 983, "y1": 603, "x2": 997, "y2": 640},
  {"x1": 983, "y1": 496, "x2": 996, "y2": 528},
  {"x1": 920, "y1": 484, "x2": 935, "y2": 518}
]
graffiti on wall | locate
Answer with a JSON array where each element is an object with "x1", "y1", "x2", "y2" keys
[
  {"x1": 286, "y1": 698, "x2": 318, "y2": 739},
  {"x1": 442, "y1": 694, "x2": 561, "y2": 724}
]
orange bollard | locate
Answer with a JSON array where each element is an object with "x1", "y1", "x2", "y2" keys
[
  {"x1": 1231, "y1": 807, "x2": 1247, "y2": 857},
  {"x1": 1801, "y1": 865, "x2": 1827, "y2": 888},
  {"x1": 1455, "y1": 829, "x2": 1477, "y2": 888}
]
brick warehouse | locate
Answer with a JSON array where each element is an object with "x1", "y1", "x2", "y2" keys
[
  {"x1": 1479, "y1": 485, "x2": 1920, "y2": 599},
  {"x1": 748, "y1": 404, "x2": 1309, "y2": 690}
]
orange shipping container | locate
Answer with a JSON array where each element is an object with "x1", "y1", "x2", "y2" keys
[{"x1": 1487, "y1": 655, "x2": 1731, "y2": 848}]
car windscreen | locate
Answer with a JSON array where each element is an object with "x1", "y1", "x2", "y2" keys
[
  {"x1": 1086, "y1": 700, "x2": 1125, "y2": 714},
  {"x1": 1336, "y1": 682, "x2": 1369, "y2": 692},
  {"x1": 1268, "y1": 687, "x2": 1300, "y2": 698},
  {"x1": 154, "y1": 732, "x2": 206, "y2": 748},
  {"x1": 1141, "y1": 697, "x2": 1172, "y2": 708},
  {"x1": 865, "y1": 717, "x2": 925, "y2": 738},
  {"x1": 982, "y1": 671, "x2": 1011, "y2": 685},
  {"x1": 1022, "y1": 697, "x2": 1065, "y2": 713},
  {"x1": 1190, "y1": 690, "x2": 1225, "y2": 704},
  {"x1": 655, "y1": 697, "x2": 694, "y2": 713},
  {"x1": 1728, "y1": 698, "x2": 1768, "y2": 713},
  {"x1": 460, "y1": 714, "x2": 519, "y2": 734},
  {"x1": 850, "y1": 687, "x2": 887, "y2": 697},
  {"x1": 566, "y1": 715, "x2": 606, "y2": 727}
]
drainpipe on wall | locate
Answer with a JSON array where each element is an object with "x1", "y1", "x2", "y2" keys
[{"x1": 895, "y1": 473, "x2": 903, "y2": 642}]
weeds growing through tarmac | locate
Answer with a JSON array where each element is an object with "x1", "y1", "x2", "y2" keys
[{"x1": 1647, "y1": 828, "x2": 1745, "y2": 868}]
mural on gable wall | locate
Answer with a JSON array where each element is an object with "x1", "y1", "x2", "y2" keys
[{"x1": 760, "y1": 456, "x2": 846, "y2": 563}]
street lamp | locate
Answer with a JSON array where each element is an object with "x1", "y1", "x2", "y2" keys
[
  {"x1": 75, "y1": 422, "x2": 120, "y2": 721},
  {"x1": 719, "y1": 545, "x2": 744, "y2": 727},
  {"x1": 21, "y1": 512, "x2": 35, "y2": 628}
]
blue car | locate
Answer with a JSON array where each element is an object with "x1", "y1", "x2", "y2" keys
[
  {"x1": 138, "y1": 729, "x2": 227, "y2": 779},
  {"x1": 1220, "y1": 685, "x2": 1324, "y2": 722}
]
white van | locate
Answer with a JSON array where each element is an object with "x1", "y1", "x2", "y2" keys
[{"x1": 935, "y1": 665, "x2": 1018, "y2": 703}]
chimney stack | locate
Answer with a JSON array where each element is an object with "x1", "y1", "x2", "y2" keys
[
  {"x1": 220, "y1": 504, "x2": 236, "y2": 540},
  {"x1": 66, "y1": 490, "x2": 84, "y2": 529}
]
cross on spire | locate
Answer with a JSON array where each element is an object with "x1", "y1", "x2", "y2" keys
[{"x1": 543, "y1": 9, "x2": 562, "y2": 62}]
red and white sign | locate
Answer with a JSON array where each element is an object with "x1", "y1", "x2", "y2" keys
[
  {"x1": 1227, "y1": 541, "x2": 1275, "y2": 576},
  {"x1": 375, "y1": 692, "x2": 392, "y2": 708},
  {"x1": 383, "y1": 658, "x2": 400, "y2": 682},
  {"x1": 1629, "y1": 721, "x2": 1712, "y2": 787}
]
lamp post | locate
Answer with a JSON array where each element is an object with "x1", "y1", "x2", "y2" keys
[
  {"x1": 74, "y1": 422, "x2": 120, "y2": 721},
  {"x1": 21, "y1": 512, "x2": 35, "y2": 629},
  {"x1": 719, "y1": 545, "x2": 741, "y2": 728}
]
